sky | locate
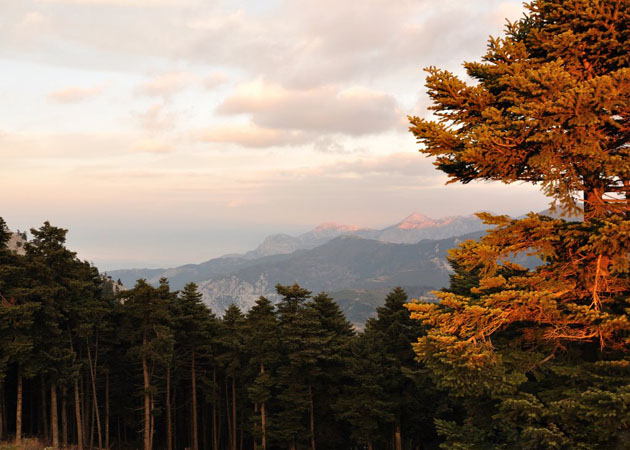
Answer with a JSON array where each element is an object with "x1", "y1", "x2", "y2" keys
[{"x1": 1, "y1": 0, "x2": 551, "y2": 270}]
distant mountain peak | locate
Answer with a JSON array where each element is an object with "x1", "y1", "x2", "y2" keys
[
  {"x1": 313, "y1": 222, "x2": 363, "y2": 233},
  {"x1": 396, "y1": 212, "x2": 437, "y2": 230}
]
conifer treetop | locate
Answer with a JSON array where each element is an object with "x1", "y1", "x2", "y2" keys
[{"x1": 409, "y1": 0, "x2": 630, "y2": 217}]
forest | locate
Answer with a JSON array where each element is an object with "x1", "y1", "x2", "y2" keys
[
  {"x1": 0, "y1": 218, "x2": 441, "y2": 450},
  {"x1": 3, "y1": 0, "x2": 630, "y2": 448}
]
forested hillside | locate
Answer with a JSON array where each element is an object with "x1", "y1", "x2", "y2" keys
[{"x1": 0, "y1": 217, "x2": 446, "y2": 450}]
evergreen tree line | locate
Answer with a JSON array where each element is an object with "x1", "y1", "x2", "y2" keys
[{"x1": 0, "y1": 217, "x2": 448, "y2": 450}]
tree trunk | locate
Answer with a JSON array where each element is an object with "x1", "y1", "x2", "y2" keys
[
  {"x1": 260, "y1": 363, "x2": 267, "y2": 450},
  {"x1": 149, "y1": 393, "x2": 155, "y2": 450},
  {"x1": 225, "y1": 378, "x2": 232, "y2": 450},
  {"x1": 202, "y1": 401, "x2": 208, "y2": 450},
  {"x1": 584, "y1": 184, "x2": 607, "y2": 220},
  {"x1": 86, "y1": 336, "x2": 103, "y2": 449},
  {"x1": 142, "y1": 349, "x2": 151, "y2": 450},
  {"x1": 0, "y1": 381, "x2": 4, "y2": 441},
  {"x1": 232, "y1": 377, "x2": 237, "y2": 450},
  {"x1": 81, "y1": 372, "x2": 87, "y2": 446},
  {"x1": 212, "y1": 369, "x2": 218, "y2": 450},
  {"x1": 61, "y1": 387, "x2": 68, "y2": 448},
  {"x1": 15, "y1": 366, "x2": 22, "y2": 445},
  {"x1": 51, "y1": 380, "x2": 59, "y2": 449},
  {"x1": 192, "y1": 351, "x2": 198, "y2": 450},
  {"x1": 74, "y1": 378, "x2": 84, "y2": 450},
  {"x1": 142, "y1": 344, "x2": 151, "y2": 450},
  {"x1": 367, "y1": 440, "x2": 373, "y2": 450},
  {"x1": 309, "y1": 383, "x2": 315, "y2": 450},
  {"x1": 166, "y1": 366, "x2": 172, "y2": 450},
  {"x1": 41, "y1": 374, "x2": 49, "y2": 441},
  {"x1": 106, "y1": 370, "x2": 110, "y2": 450},
  {"x1": 172, "y1": 385, "x2": 177, "y2": 450},
  {"x1": 394, "y1": 421, "x2": 402, "y2": 450}
]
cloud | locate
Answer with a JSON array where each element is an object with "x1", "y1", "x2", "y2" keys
[
  {"x1": 36, "y1": 0, "x2": 194, "y2": 6},
  {"x1": 19, "y1": 11, "x2": 46, "y2": 27},
  {"x1": 217, "y1": 80, "x2": 402, "y2": 137},
  {"x1": 136, "y1": 72, "x2": 196, "y2": 97},
  {"x1": 130, "y1": 138, "x2": 173, "y2": 153},
  {"x1": 203, "y1": 72, "x2": 228, "y2": 90},
  {"x1": 328, "y1": 153, "x2": 441, "y2": 179},
  {"x1": 47, "y1": 85, "x2": 104, "y2": 103},
  {"x1": 196, "y1": 123, "x2": 307, "y2": 148},
  {"x1": 0, "y1": 132, "x2": 134, "y2": 160},
  {"x1": 134, "y1": 103, "x2": 177, "y2": 132}
]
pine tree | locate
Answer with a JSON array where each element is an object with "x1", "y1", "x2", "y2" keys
[
  {"x1": 274, "y1": 283, "x2": 322, "y2": 450},
  {"x1": 365, "y1": 287, "x2": 436, "y2": 450},
  {"x1": 120, "y1": 279, "x2": 174, "y2": 450},
  {"x1": 174, "y1": 282, "x2": 216, "y2": 450},
  {"x1": 407, "y1": 1, "x2": 630, "y2": 448},
  {"x1": 0, "y1": 221, "x2": 38, "y2": 445},
  {"x1": 334, "y1": 331, "x2": 394, "y2": 450},
  {"x1": 218, "y1": 304, "x2": 246, "y2": 450},
  {"x1": 26, "y1": 222, "x2": 84, "y2": 449},
  {"x1": 245, "y1": 296, "x2": 278, "y2": 450},
  {"x1": 307, "y1": 293, "x2": 354, "y2": 450}
]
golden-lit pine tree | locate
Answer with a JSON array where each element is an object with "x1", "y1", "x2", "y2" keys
[{"x1": 406, "y1": 1, "x2": 630, "y2": 447}]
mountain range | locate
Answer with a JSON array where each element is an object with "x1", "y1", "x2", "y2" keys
[
  {"x1": 245, "y1": 212, "x2": 484, "y2": 257},
  {"x1": 108, "y1": 213, "x2": 488, "y2": 326}
]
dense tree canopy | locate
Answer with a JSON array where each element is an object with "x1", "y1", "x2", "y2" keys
[{"x1": 0, "y1": 217, "x2": 440, "y2": 449}]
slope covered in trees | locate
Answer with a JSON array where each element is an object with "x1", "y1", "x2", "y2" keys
[{"x1": 0, "y1": 217, "x2": 447, "y2": 450}]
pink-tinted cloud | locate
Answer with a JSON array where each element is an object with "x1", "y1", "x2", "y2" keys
[
  {"x1": 136, "y1": 72, "x2": 195, "y2": 97},
  {"x1": 37, "y1": 0, "x2": 192, "y2": 5},
  {"x1": 47, "y1": 85, "x2": 104, "y2": 103},
  {"x1": 134, "y1": 103, "x2": 177, "y2": 132},
  {"x1": 217, "y1": 80, "x2": 402, "y2": 136},
  {"x1": 196, "y1": 123, "x2": 307, "y2": 148},
  {"x1": 130, "y1": 138, "x2": 173, "y2": 153},
  {"x1": 203, "y1": 72, "x2": 228, "y2": 90}
]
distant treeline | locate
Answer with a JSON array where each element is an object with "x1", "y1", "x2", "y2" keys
[{"x1": 0, "y1": 218, "x2": 448, "y2": 450}]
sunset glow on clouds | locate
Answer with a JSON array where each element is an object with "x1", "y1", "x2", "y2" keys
[{"x1": 1, "y1": 0, "x2": 549, "y2": 269}]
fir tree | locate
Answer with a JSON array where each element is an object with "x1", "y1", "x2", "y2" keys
[
  {"x1": 307, "y1": 293, "x2": 354, "y2": 450},
  {"x1": 334, "y1": 330, "x2": 394, "y2": 450},
  {"x1": 245, "y1": 296, "x2": 279, "y2": 450},
  {"x1": 407, "y1": 1, "x2": 630, "y2": 448},
  {"x1": 366, "y1": 287, "x2": 435, "y2": 450},
  {"x1": 173, "y1": 282, "x2": 215, "y2": 450},
  {"x1": 218, "y1": 304, "x2": 246, "y2": 450},
  {"x1": 274, "y1": 283, "x2": 321, "y2": 450},
  {"x1": 120, "y1": 279, "x2": 174, "y2": 450}
]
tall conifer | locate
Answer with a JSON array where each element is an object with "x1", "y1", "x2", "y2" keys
[{"x1": 407, "y1": 1, "x2": 630, "y2": 447}]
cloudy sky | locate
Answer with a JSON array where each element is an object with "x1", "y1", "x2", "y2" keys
[{"x1": 1, "y1": 0, "x2": 550, "y2": 270}]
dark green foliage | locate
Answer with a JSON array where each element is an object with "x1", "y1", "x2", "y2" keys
[
  {"x1": 1, "y1": 218, "x2": 445, "y2": 450},
  {"x1": 334, "y1": 331, "x2": 394, "y2": 448}
]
